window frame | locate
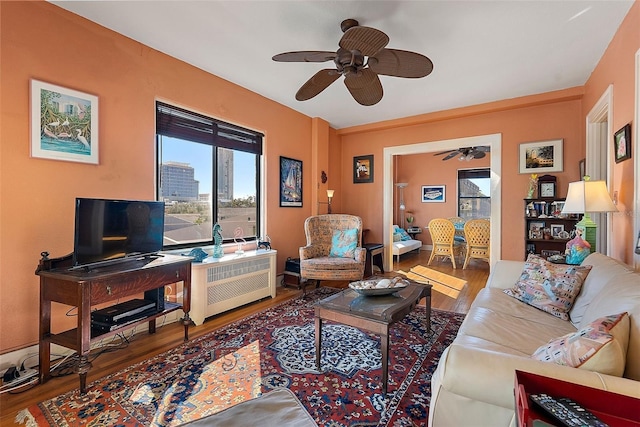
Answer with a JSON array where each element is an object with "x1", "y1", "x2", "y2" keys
[
  {"x1": 156, "y1": 101, "x2": 263, "y2": 249},
  {"x1": 457, "y1": 168, "x2": 490, "y2": 219}
]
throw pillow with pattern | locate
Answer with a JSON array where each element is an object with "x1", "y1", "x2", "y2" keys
[
  {"x1": 329, "y1": 228, "x2": 358, "y2": 258},
  {"x1": 504, "y1": 254, "x2": 592, "y2": 320}
]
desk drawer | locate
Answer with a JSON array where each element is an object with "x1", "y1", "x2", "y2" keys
[{"x1": 90, "y1": 265, "x2": 188, "y2": 303}]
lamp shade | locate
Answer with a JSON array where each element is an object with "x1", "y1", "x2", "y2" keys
[
  {"x1": 561, "y1": 180, "x2": 617, "y2": 214},
  {"x1": 326, "y1": 189, "x2": 334, "y2": 198}
]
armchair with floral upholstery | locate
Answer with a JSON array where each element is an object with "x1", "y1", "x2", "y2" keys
[{"x1": 299, "y1": 214, "x2": 366, "y2": 288}]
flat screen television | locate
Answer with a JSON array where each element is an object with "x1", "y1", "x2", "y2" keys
[{"x1": 73, "y1": 198, "x2": 165, "y2": 267}]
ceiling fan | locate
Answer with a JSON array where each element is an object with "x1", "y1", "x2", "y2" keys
[
  {"x1": 272, "y1": 18, "x2": 433, "y2": 106},
  {"x1": 435, "y1": 146, "x2": 490, "y2": 161}
]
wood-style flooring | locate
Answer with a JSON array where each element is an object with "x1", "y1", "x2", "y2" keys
[{"x1": 0, "y1": 250, "x2": 489, "y2": 426}]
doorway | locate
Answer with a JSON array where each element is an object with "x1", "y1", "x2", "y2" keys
[{"x1": 382, "y1": 133, "x2": 502, "y2": 270}]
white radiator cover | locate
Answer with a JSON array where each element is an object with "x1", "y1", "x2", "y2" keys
[{"x1": 190, "y1": 250, "x2": 277, "y2": 325}]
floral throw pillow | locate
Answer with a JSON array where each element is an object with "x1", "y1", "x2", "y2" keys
[
  {"x1": 531, "y1": 312, "x2": 629, "y2": 376},
  {"x1": 504, "y1": 254, "x2": 592, "y2": 320},
  {"x1": 329, "y1": 228, "x2": 358, "y2": 258}
]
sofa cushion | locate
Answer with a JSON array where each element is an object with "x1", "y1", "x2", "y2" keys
[
  {"x1": 328, "y1": 228, "x2": 357, "y2": 258},
  {"x1": 570, "y1": 252, "x2": 634, "y2": 326},
  {"x1": 458, "y1": 288, "x2": 576, "y2": 356},
  {"x1": 504, "y1": 254, "x2": 592, "y2": 320},
  {"x1": 578, "y1": 272, "x2": 640, "y2": 381},
  {"x1": 531, "y1": 312, "x2": 629, "y2": 376}
]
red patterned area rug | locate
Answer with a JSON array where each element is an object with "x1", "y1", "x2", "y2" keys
[{"x1": 17, "y1": 288, "x2": 464, "y2": 427}]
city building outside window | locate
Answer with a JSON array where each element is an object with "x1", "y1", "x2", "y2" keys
[
  {"x1": 458, "y1": 168, "x2": 490, "y2": 220},
  {"x1": 156, "y1": 102, "x2": 263, "y2": 248}
]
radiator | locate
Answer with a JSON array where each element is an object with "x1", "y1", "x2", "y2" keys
[{"x1": 190, "y1": 250, "x2": 277, "y2": 326}]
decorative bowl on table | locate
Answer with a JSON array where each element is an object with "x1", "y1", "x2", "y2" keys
[{"x1": 348, "y1": 277, "x2": 409, "y2": 296}]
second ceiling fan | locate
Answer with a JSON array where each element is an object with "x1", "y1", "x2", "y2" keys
[
  {"x1": 272, "y1": 18, "x2": 433, "y2": 106},
  {"x1": 435, "y1": 146, "x2": 490, "y2": 161}
]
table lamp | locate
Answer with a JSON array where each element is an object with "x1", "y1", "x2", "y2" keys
[
  {"x1": 561, "y1": 177, "x2": 617, "y2": 252},
  {"x1": 326, "y1": 189, "x2": 334, "y2": 214}
]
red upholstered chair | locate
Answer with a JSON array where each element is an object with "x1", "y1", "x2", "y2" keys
[{"x1": 299, "y1": 215, "x2": 366, "y2": 289}]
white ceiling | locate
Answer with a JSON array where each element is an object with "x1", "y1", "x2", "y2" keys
[{"x1": 50, "y1": 1, "x2": 634, "y2": 129}]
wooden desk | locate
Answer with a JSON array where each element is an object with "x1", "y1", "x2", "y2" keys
[{"x1": 36, "y1": 252, "x2": 191, "y2": 393}]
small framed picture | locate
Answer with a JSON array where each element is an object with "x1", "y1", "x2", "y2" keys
[
  {"x1": 550, "y1": 224, "x2": 564, "y2": 238},
  {"x1": 541, "y1": 249, "x2": 561, "y2": 259},
  {"x1": 614, "y1": 123, "x2": 631, "y2": 163},
  {"x1": 353, "y1": 155, "x2": 374, "y2": 183},
  {"x1": 519, "y1": 139, "x2": 563, "y2": 174},
  {"x1": 279, "y1": 156, "x2": 303, "y2": 207},
  {"x1": 422, "y1": 185, "x2": 445, "y2": 203},
  {"x1": 30, "y1": 79, "x2": 99, "y2": 164},
  {"x1": 529, "y1": 221, "x2": 544, "y2": 239}
]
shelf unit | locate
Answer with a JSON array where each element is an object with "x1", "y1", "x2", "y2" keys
[{"x1": 524, "y1": 198, "x2": 582, "y2": 260}]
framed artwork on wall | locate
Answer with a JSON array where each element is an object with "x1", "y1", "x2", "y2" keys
[
  {"x1": 519, "y1": 139, "x2": 563, "y2": 174},
  {"x1": 30, "y1": 79, "x2": 99, "y2": 164},
  {"x1": 353, "y1": 155, "x2": 374, "y2": 183},
  {"x1": 422, "y1": 185, "x2": 445, "y2": 203},
  {"x1": 614, "y1": 123, "x2": 631, "y2": 163},
  {"x1": 279, "y1": 156, "x2": 303, "y2": 207}
]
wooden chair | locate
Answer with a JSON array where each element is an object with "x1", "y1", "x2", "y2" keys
[
  {"x1": 299, "y1": 214, "x2": 366, "y2": 288},
  {"x1": 463, "y1": 219, "x2": 490, "y2": 269},
  {"x1": 427, "y1": 218, "x2": 464, "y2": 269}
]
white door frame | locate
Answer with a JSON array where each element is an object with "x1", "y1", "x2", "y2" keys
[
  {"x1": 382, "y1": 133, "x2": 502, "y2": 270},
  {"x1": 586, "y1": 85, "x2": 614, "y2": 255},
  {"x1": 634, "y1": 48, "x2": 640, "y2": 269}
]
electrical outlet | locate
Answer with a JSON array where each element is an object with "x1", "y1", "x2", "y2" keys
[{"x1": 2, "y1": 367, "x2": 38, "y2": 386}]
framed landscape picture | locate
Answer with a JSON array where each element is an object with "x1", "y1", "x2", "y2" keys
[
  {"x1": 519, "y1": 139, "x2": 563, "y2": 174},
  {"x1": 279, "y1": 156, "x2": 302, "y2": 207},
  {"x1": 30, "y1": 79, "x2": 99, "y2": 164}
]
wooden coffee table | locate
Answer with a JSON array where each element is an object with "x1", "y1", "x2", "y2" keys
[{"x1": 314, "y1": 282, "x2": 431, "y2": 396}]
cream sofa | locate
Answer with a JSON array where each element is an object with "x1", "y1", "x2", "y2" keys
[{"x1": 429, "y1": 252, "x2": 640, "y2": 427}]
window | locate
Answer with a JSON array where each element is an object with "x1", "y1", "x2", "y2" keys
[
  {"x1": 156, "y1": 102, "x2": 263, "y2": 248},
  {"x1": 458, "y1": 168, "x2": 490, "y2": 220}
]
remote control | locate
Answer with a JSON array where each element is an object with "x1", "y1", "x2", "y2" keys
[{"x1": 529, "y1": 393, "x2": 609, "y2": 427}]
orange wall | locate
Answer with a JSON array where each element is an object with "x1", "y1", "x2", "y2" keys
[
  {"x1": 0, "y1": 2, "x2": 317, "y2": 352},
  {"x1": 582, "y1": 1, "x2": 639, "y2": 264},
  {"x1": 395, "y1": 153, "x2": 491, "y2": 246},
  {"x1": 1, "y1": 1, "x2": 638, "y2": 356},
  {"x1": 337, "y1": 96, "x2": 585, "y2": 257}
]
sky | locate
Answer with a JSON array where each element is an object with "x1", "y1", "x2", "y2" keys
[{"x1": 162, "y1": 137, "x2": 255, "y2": 198}]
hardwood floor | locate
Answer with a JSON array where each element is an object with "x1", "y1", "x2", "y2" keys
[{"x1": 0, "y1": 250, "x2": 489, "y2": 426}]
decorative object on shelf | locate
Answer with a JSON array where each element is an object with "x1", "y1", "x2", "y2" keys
[
  {"x1": 212, "y1": 223, "x2": 224, "y2": 258},
  {"x1": 421, "y1": 185, "x2": 445, "y2": 203},
  {"x1": 579, "y1": 158, "x2": 586, "y2": 180},
  {"x1": 527, "y1": 173, "x2": 538, "y2": 198},
  {"x1": 30, "y1": 79, "x2": 99, "y2": 164},
  {"x1": 186, "y1": 247, "x2": 208, "y2": 262},
  {"x1": 614, "y1": 123, "x2": 631, "y2": 163},
  {"x1": 280, "y1": 156, "x2": 303, "y2": 207},
  {"x1": 565, "y1": 231, "x2": 591, "y2": 264},
  {"x1": 561, "y1": 176, "x2": 617, "y2": 253},
  {"x1": 406, "y1": 213, "x2": 415, "y2": 227},
  {"x1": 233, "y1": 227, "x2": 246, "y2": 254},
  {"x1": 257, "y1": 235, "x2": 271, "y2": 250},
  {"x1": 537, "y1": 174, "x2": 557, "y2": 198},
  {"x1": 353, "y1": 155, "x2": 374, "y2": 183},
  {"x1": 550, "y1": 224, "x2": 564, "y2": 238},
  {"x1": 519, "y1": 139, "x2": 563, "y2": 174}
]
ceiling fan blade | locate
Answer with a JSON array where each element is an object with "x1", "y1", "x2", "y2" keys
[
  {"x1": 442, "y1": 151, "x2": 460, "y2": 161},
  {"x1": 471, "y1": 151, "x2": 486, "y2": 159},
  {"x1": 434, "y1": 149, "x2": 457, "y2": 156},
  {"x1": 295, "y1": 69, "x2": 340, "y2": 101},
  {"x1": 369, "y1": 48, "x2": 434, "y2": 78},
  {"x1": 344, "y1": 69, "x2": 383, "y2": 106},
  {"x1": 339, "y1": 26, "x2": 389, "y2": 57},
  {"x1": 272, "y1": 51, "x2": 337, "y2": 62}
]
